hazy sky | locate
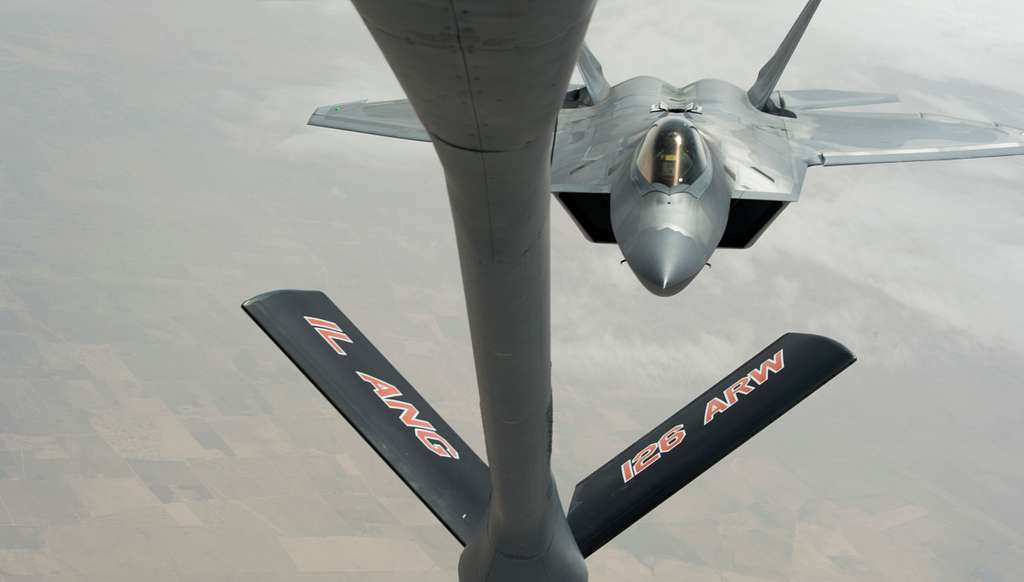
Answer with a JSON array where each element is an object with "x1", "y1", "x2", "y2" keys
[{"x1": 0, "y1": 0, "x2": 1022, "y2": 580}]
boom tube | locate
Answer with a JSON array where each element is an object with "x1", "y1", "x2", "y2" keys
[{"x1": 346, "y1": 2, "x2": 597, "y2": 580}]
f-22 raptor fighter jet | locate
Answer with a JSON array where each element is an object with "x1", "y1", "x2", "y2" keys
[{"x1": 309, "y1": 0, "x2": 1024, "y2": 296}]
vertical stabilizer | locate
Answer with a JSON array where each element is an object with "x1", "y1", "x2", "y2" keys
[
  {"x1": 747, "y1": 0, "x2": 822, "y2": 111},
  {"x1": 578, "y1": 42, "x2": 611, "y2": 104}
]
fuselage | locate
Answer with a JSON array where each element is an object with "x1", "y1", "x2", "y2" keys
[{"x1": 597, "y1": 77, "x2": 766, "y2": 295}]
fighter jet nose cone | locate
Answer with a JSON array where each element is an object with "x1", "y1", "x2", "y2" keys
[
  {"x1": 624, "y1": 229, "x2": 707, "y2": 297},
  {"x1": 646, "y1": 266, "x2": 699, "y2": 298}
]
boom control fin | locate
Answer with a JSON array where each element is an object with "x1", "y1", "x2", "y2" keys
[
  {"x1": 567, "y1": 333, "x2": 855, "y2": 556},
  {"x1": 242, "y1": 290, "x2": 490, "y2": 546}
]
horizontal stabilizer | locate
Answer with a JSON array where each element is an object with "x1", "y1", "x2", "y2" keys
[
  {"x1": 567, "y1": 333, "x2": 855, "y2": 556},
  {"x1": 776, "y1": 89, "x2": 899, "y2": 111},
  {"x1": 242, "y1": 290, "x2": 489, "y2": 545},
  {"x1": 309, "y1": 99, "x2": 430, "y2": 142},
  {"x1": 748, "y1": 0, "x2": 822, "y2": 111}
]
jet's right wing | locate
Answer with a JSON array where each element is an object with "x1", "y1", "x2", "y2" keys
[
  {"x1": 787, "y1": 111, "x2": 1024, "y2": 166},
  {"x1": 309, "y1": 99, "x2": 431, "y2": 142}
]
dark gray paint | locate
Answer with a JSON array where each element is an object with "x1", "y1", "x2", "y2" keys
[
  {"x1": 567, "y1": 333, "x2": 856, "y2": 557},
  {"x1": 241, "y1": 290, "x2": 493, "y2": 545}
]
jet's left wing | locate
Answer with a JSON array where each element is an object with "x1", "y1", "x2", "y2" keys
[
  {"x1": 309, "y1": 99, "x2": 430, "y2": 142},
  {"x1": 786, "y1": 111, "x2": 1024, "y2": 166}
]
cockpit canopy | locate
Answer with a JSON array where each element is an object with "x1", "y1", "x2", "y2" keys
[{"x1": 636, "y1": 117, "x2": 708, "y2": 189}]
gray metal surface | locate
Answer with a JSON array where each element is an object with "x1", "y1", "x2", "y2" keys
[{"x1": 346, "y1": 1, "x2": 596, "y2": 580}]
